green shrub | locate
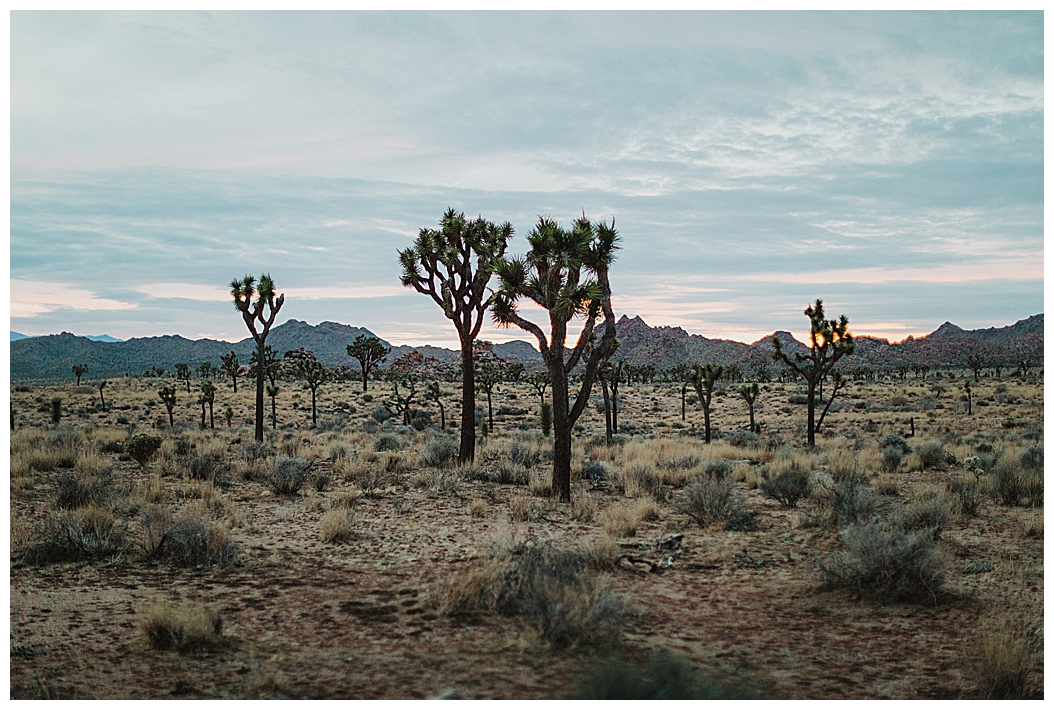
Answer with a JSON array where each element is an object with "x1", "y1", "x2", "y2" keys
[
  {"x1": 703, "y1": 459, "x2": 732, "y2": 480},
  {"x1": 830, "y1": 475, "x2": 877, "y2": 527},
  {"x1": 916, "y1": 442, "x2": 947, "y2": 471},
  {"x1": 374, "y1": 432, "x2": 402, "y2": 452},
  {"x1": 818, "y1": 523, "x2": 945, "y2": 603},
  {"x1": 126, "y1": 432, "x2": 163, "y2": 468},
  {"x1": 20, "y1": 506, "x2": 128, "y2": 565},
  {"x1": 262, "y1": 457, "x2": 312, "y2": 495},
  {"x1": 56, "y1": 471, "x2": 113, "y2": 510},
  {"x1": 760, "y1": 464, "x2": 812, "y2": 508},
  {"x1": 880, "y1": 446, "x2": 902, "y2": 472},
  {"x1": 575, "y1": 650, "x2": 765, "y2": 699},
  {"x1": 879, "y1": 435, "x2": 911, "y2": 454},
  {"x1": 678, "y1": 479, "x2": 757, "y2": 531},
  {"x1": 421, "y1": 433, "x2": 458, "y2": 467}
]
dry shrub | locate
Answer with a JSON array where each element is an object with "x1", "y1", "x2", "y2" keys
[
  {"x1": 600, "y1": 504, "x2": 640, "y2": 538},
  {"x1": 875, "y1": 475, "x2": 899, "y2": 496},
  {"x1": 134, "y1": 476, "x2": 168, "y2": 505},
  {"x1": 826, "y1": 447, "x2": 865, "y2": 482},
  {"x1": 261, "y1": 457, "x2": 312, "y2": 495},
  {"x1": 139, "y1": 602, "x2": 223, "y2": 651},
  {"x1": 618, "y1": 462, "x2": 666, "y2": 499},
  {"x1": 575, "y1": 649, "x2": 766, "y2": 699},
  {"x1": 759, "y1": 463, "x2": 812, "y2": 508},
  {"x1": 571, "y1": 489, "x2": 598, "y2": 523},
  {"x1": 894, "y1": 494, "x2": 954, "y2": 540},
  {"x1": 818, "y1": 522, "x2": 946, "y2": 603},
  {"x1": 56, "y1": 470, "x2": 113, "y2": 509},
  {"x1": 631, "y1": 498, "x2": 661, "y2": 522},
  {"x1": 320, "y1": 509, "x2": 355, "y2": 543},
  {"x1": 333, "y1": 490, "x2": 362, "y2": 509},
  {"x1": 467, "y1": 498, "x2": 487, "y2": 518},
  {"x1": 20, "y1": 505, "x2": 128, "y2": 565},
  {"x1": 140, "y1": 509, "x2": 238, "y2": 566},
  {"x1": 413, "y1": 468, "x2": 459, "y2": 497},
  {"x1": 677, "y1": 479, "x2": 756, "y2": 531},
  {"x1": 581, "y1": 534, "x2": 620, "y2": 570},
  {"x1": 509, "y1": 492, "x2": 544, "y2": 522},
  {"x1": 186, "y1": 453, "x2": 228, "y2": 485},
  {"x1": 947, "y1": 475, "x2": 983, "y2": 517},
  {"x1": 528, "y1": 471, "x2": 552, "y2": 498},
  {"x1": 1021, "y1": 513, "x2": 1042, "y2": 540},
  {"x1": 75, "y1": 450, "x2": 111, "y2": 477},
  {"x1": 971, "y1": 626, "x2": 1036, "y2": 699}
]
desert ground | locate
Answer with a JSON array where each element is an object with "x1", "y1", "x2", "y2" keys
[{"x1": 8, "y1": 370, "x2": 1044, "y2": 699}]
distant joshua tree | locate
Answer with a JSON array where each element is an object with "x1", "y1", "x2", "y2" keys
[
  {"x1": 966, "y1": 353, "x2": 986, "y2": 382},
  {"x1": 200, "y1": 380, "x2": 217, "y2": 429},
  {"x1": 266, "y1": 383, "x2": 280, "y2": 430},
  {"x1": 231, "y1": 273, "x2": 285, "y2": 442},
  {"x1": 175, "y1": 363, "x2": 192, "y2": 393},
  {"x1": 98, "y1": 380, "x2": 108, "y2": 412},
  {"x1": 738, "y1": 382, "x2": 760, "y2": 433},
  {"x1": 221, "y1": 351, "x2": 241, "y2": 392},
  {"x1": 426, "y1": 381, "x2": 446, "y2": 429},
  {"x1": 71, "y1": 364, "x2": 87, "y2": 386},
  {"x1": 689, "y1": 362, "x2": 723, "y2": 443},
  {"x1": 399, "y1": 209, "x2": 514, "y2": 464},
  {"x1": 492, "y1": 215, "x2": 619, "y2": 501},
  {"x1": 386, "y1": 373, "x2": 418, "y2": 426},
  {"x1": 158, "y1": 384, "x2": 177, "y2": 427},
  {"x1": 475, "y1": 359, "x2": 504, "y2": 432},
  {"x1": 197, "y1": 362, "x2": 217, "y2": 382},
  {"x1": 346, "y1": 335, "x2": 390, "y2": 393},
  {"x1": 151, "y1": 366, "x2": 166, "y2": 378},
  {"x1": 296, "y1": 358, "x2": 328, "y2": 426},
  {"x1": 526, "y1": 370, "x2": 550, "y2": 408},
  {"x1": 772, "y1": 299, "x2": 855, "y2": 447}
]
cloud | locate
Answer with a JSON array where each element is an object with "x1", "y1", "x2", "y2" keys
[{"x1": 11, "y1": 279, "x2": 138, "y2": 318}]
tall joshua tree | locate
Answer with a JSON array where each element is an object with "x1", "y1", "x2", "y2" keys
[
  {"x1": 72, "y1": 364, "x2": 87, "y2": 386},
  {"x1": 689, "y1": 362, "x2": 723, "y2": 443},
  {"x1": 220, "y1": 351, "x2": 241, "y2": 393},
  {"x1": 772, "y1": 299, "x2": 855, "y2": 447},
  {"x1": 158, "y1": 384, "x2": 177, "y2": 427},
  {"x1": 296, "y1": 358, "x2": 327, "y2": 427},
  {"x1": 175, "y1": 363, "x2": 192, "y2": 393},
  {"x1": 347, "y1": 335, "x2": 390, "y2": 392},
  {"x1": 492, "y1": 214, "x2": 620, "y2": 502},
  {"x1": 231, "y1": 274, "x2": 285, "y2": 442},
  {"x1": 399, "y1": 209, "x2": 514, "y2": 464}
]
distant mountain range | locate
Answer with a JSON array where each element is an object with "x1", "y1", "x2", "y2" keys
[
  {"x1": 9, "y1": 314, "x2": 1042, "y2": 383},
  {"x1": 11, "y1": 331, "x2": 122, "y2": 343}
]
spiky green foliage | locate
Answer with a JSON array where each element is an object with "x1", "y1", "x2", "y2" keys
[
  {"x1": 738, "y1": 382, "x2": 760, "y2": 432},
  {"x1": 158, "y1": 384, "x2": 177, "y2": 427},
  {"x1": 346, "y1": 335, "x2": 390, "y2": 392},
  {"x1": 174, "y1": 363, "x2": 191, "y2": 393},
  {"x1": 689, "y1": 362, "x2": 723, "y2": 443},
  {"x1": 398, "y1": 208, "x2": 514, "y2": 464},
  {"x1": 231, "y1": 273, "x2": 285, "y2": 442},
  {"x1": 491, "y1": 214, "x2": 620, "y2": 501},
  {"x1": 200, "y1": 380, "x2": 217, "y2": 429},
  {"x1": 220, "y1": 351, "x2": 240, "y2": 392},
  {"x1": 771, "y1": 299, "x2": 855, "y2": 447},
  {"x1": 71, "y1": 364, "x2": 87, "y2": 386}
]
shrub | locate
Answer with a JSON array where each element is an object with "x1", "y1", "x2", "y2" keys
[
  {"x1": 760, "y1": 464, "x2": 812, "y2": 508},
  {"x1": 725, "y1": 429, "x2": 759, "y2": 449},
  {"x1": 818, "y1": 523, "x2": 945, "y2": 603},
  {"x1": 947, "y1": 477, "x2": 983, "y2": 517},
  {"x1": 139, "y1": 603, "x2": 223, "y2": 651},
  {"x1": 880, "y1": 446, "x2": 902, "y2": 472},
  {"x1": 703, "y1": 459, "x2": 732, "y2": 481},
  {"x1": 787, "y1": 394, "x2": 808, "y2": 405},
  {"x1": 581, "y1": 460, "x2": 609, "y2": 486},
  {"x1": 510, "y1": 438, "x2": 543, "y2": 468},
  {"x1": 829, "y1": 475, "x2": 877, "y2": 527},
  {"x1": 894, "y1": 495, "x2": 953, "y2": 540},
  {"x1": 20, "y1": 506, "x2": 128, "y2": 565},
  {"x1": 599, "y1": 504, "x2": 639, "y2": 538},
  {"x1": 55, "y1": 471, "x2": 113, "y2": 509},
  {"x1": 879, "y1": 435, "x2": 911, "y2": 454},
  {"x1": 467, "y1": 498, "x2": 487, "y2": 518},
  {"x1": 126, "y1": 433, "x2": 163, "y2": 468},
  {"x1": 678, "y1": 479, "x2": 757, "y2": 531},
  {"x1": 575, "y1": 650, "x2": 765, "y2": 700},
  {"x1": 262, "y1": 457, "x2": 312, "y2": 495},
  {"x1": 144, "y1": 512, "x2": 238, "y2": 566},
  {"x1": 421, "y1": 434, "x2": 458, "y2": 467},
  {"x1": 187, "y1": 453, "x2": 227, "y2": 484},
  {"x1": 989, "y1": 459, "x2": 1026, "y2": 506},
  {"x1": 916, "y1": 442, "x2": 947, "y2": 471},
  {"x1": 312, "y1": 471, "x2": 330, "y2": 492},
  {"x1": 492, "y1": 459, "x2": 530, "y2": 486},
  {"x1": 972, "y1": 627, "x2": 1035, "y2": 699},
  {"x1": 240, "y1": 440, "x2": 273, "y2": 461},
  {"x1": 370, "y1": 405, "x2": 393, "y2": 423},
  {"x1": 374, "y1": 433, "x2": 402, "y2": 452},
  {"x1": 320, "y1": 509, "x2": 355, "y2": 543}
]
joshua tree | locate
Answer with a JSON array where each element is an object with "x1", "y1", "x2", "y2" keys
[
  {"x1": 50, "y1": 396, "x2": 62, "y2": 426},
  {"x1": 197, "y1": 362, "x2": 217, "y2": 382},
  {"x1": 98, "y1": 380, "x2": 108, "y2": 412},
  {"x1": 231, "y1": 273, "x2": 285, "y2": 442},
  {"x1": 151, "y1": 366, "x2": 166, "y2": 378},
  {"x1": 201, "y1": 380, "x2": 216, "y2": 429},
  {"x1": 386, "y1": 374, "x2": 418, "y2": 426},
  {"x1": 669, "y1": 363, "x2": 690, "y2": 421},
  {"x1": 475, "y1": 358, "x2": 504, "y2": 432},
  {"x1": 504, "y1": 362, "x2": 526, "y2": 385},
  {"x1": 966, "y1": 353, "x2": 986, "y2": 382},
  {"x1": 296, "y1": 358, "x2": 328, "y2": 426},
  {"x1": 346, "y1": 335, "x2": 390, "y2": 393},
  {"x1": 689, "y1": 362, "x2": 723, "y2": 443},
  {"x1": 1017, "y1": 358, "x2": 1033, "y2": 379},
  {"x1": 221, "y1": 351, "x2": 241, "y2": 392},
  {"x1": 814, "y1": 370, "x2": 846, "y2": 434},
  {"x1": 492, "y1": 214, "x2": 619, "y2": 502},
  {"x1": 71, "y1": 364, "x2": 87, "y2": 386},
  {"x1": 963, "y1": 379, "x2": 973, "y2": 415},
  {"x1": 598, "y1": 360, "x2": 614, "y2": 443},
  {"x1": 425, "y1": 381, "x2": 446, "y2": 429},
  {"x1": 526, "y1": 370, "x2": 550, "y2": 408},
  {"x1": 158, "y1": 384, "x2": 177, "y2": 427},
  {"x1": 249, "y1": 345, "x2": 279, "y2": 388},
  {"x1": 399, "y1": 209, "x2": 514, "y2": 464},
  {"x1": 772, "y1": 299, "x2": 855, "y2": 447},
  {"x1": 175, "y1": 363, "x2": 192, "y2": 393},
  {"x1": 752, "y1": 361, "x2": 771, "y2": 383},
  {"x1": 224, "y1": 406, "x2": 234, "y2": 428},
  {"x1": 738, "y1": 382, "x2": 760, "y2": 432},
  {"x1": 197, "y1": 392, "x2": 208, "y2": 429},
  {"x1": 266, "y1": 383, "x2": 280, "y2": 430}
]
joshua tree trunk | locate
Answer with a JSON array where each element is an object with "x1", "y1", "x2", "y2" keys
[
  {"x1": 550, "y1": 361, "x2": 572, "y2": 501},
  {"x1": 255, "y1": 341, "x2": 265, "y2": 441},
  {"x1": 747, "y1": 401, "x2": 755, "y2": 431},
  {"x1": 610, "y1": 379, "x2": 619, "y2": 435},
  {"x1": 806, "y1": 380, "x2": 817, "y2": 447},
  {"x1": 601, "y1": 377, "x2": 612, "y2": 444},
  {"x1": 681, "y1": 382, "x2": 687, "y2": 421},
  {"x1": 208, "y1": 402, "x2": 214, "y2": 429},
  {"x1": 310, "y1": 387, "x2": 317, "y2": 426},
  {"x1": 486, "y1": 388, "x2": 494, "y2": 432},
  {"x1": 271, "y1": 394, "x2": 277, "y2": 429},
  {"x1": 459, "y1": 339, "x2": 476, "y2": 464}
]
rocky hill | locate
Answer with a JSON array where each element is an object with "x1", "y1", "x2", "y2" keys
[{"x1": 10, "y1": 313, "x2": 1041, "y2": 383}]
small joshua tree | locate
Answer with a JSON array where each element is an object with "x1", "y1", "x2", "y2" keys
[
  {"x1": 175, "y1": 363, "x2": 192, "y2": 393},
  {"x1": 201, "y1": 380, "x2": 217, "y2": 429},
  {"x1": 50, "y1": 396, "x2": 62, "y2": 426},
  {"x1": 158, "y1": 384, "x2": 177, "y2": 427},
  {"x1": 296, "y1": 358, "x2": 328, "y2": 426},
  {"x1": 426, "y1": 381, "x2": 446, "y2": 429},
  {"x1": 346, "y1": 335, "x2": 390, "y2": 393},
  {"x1": 386, "y1": 373, "x2": 418, "y2": 425},
  {"x1": 967, "y1": 353, "x2": 986, "y2": 382},
  {"x1": 526, "y1": 370, "x2": 550, "y2": 408},
  {"x1": 475, "y1": 358, "x2": 504, "y2": 432},
  {"x1": 689, "y1": 362, "x2": 723, "y2": 443},
  {"x1": 98, "y1": 380, "x2": 108, "y2": 412},
  {"x1": 772, "y1": 299, "x2": 855, "y2": 447},
  {"x1": 224, "y1": 406, "x2": 235, "y2": 428},
  {"x1": 231, "y1": 273, "x2": 285, "y2": 442},
  {"x1": 399, "y1": 209, "x2": 514, "y2": 464},
  {"x1": 151, "y1": 366, "x2": 166, "y2": 378},
  {"x1": 669, "y1": 363, "x2": 690, "y2": 421},
  {"x1": 492, "y1": 214, "x2": 620, "y2": 501},
  {"x1": 266, "y1": 383, "x2": 280, "y2": 430},
  {"x1": 739, "y1": 382, "x2": 760, "y2": 432},
  {"x1": 964, "y1": 380, "x2": 972, "y2": 415},
  {"x1": 71, "y1": 364, "x2": 87, "y2": 386},
  {"x1": 197, "y1": 392, "x2": 208, "y2": 429},
  {"x1": 220, "y1": 351, "x2": 240, "y2": 392}
]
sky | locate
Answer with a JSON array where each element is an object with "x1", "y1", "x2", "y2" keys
[{"x1": 8, "y1": 11, "x2": 1044, "y2": 349}]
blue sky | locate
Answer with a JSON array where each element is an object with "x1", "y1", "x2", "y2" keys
[{"x1": 10, "y1": 11, "x2": 1043, "y2": 348}]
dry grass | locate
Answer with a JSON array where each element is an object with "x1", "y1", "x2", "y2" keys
[
  {"x1": 599, "y1": 504, "x2": 640, "y2": 538},
  {"x1": 970, "y1": 625, "x2": 1036, "y2": 699},
  {"x1": 467, "y1": 498, "x2": 487, "y2": 518},
  {"x1": 319, "y1": 509, "x2": 355, "y2": 543},
  {"x1": 139, "y1": 602, "x2": 224, "y2": 651}
]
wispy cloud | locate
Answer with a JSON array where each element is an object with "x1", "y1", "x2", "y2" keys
[{"x1": 11, "y1": 279, "x2": 138, "y2": 318}]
